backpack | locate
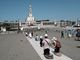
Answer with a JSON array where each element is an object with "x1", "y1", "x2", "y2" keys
[{"x1": 55, "y1": 40, "x2": 61, "y2": 48}]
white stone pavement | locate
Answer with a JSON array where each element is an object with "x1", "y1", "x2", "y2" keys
[{"x1": 26, "y1": 36, "x2": 73, "y2": 60}]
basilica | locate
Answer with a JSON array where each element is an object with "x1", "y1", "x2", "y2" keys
[{"x1": 26, "y1": 4, "x2": 36, "y2": 26}]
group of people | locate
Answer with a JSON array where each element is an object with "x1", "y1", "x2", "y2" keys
[
  {"x1": 25, "y1": 32, "x2": 33, "y2": 38},
  {"x1": 39, "y1": 34, "x2": 61, "y2": 57},
  {"x1": 25, "y1": 31, "x2": 61, "y2": 58},
  {"x1": 61, "y1": 30, "x2": 73, "y2": 38}
]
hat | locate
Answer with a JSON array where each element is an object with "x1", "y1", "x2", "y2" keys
[
  {"x1": 52, "y1": 37, "x2": 57, "y2": 40},
  {"x1": 44, "y1": 34, "x2": 48, "y2": 37},
  {"x1": 40, "y1": 36, "x2": 43, "y2": 38}
]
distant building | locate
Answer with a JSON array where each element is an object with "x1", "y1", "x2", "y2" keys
[
  {"x1": 26, "y1": 4, "x2": 36, "y2": 26},
  {"x1": 60, "y1": 20, "x2": 76, "y2": 27}
]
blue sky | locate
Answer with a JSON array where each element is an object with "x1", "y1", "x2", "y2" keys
[{"x1": 0, "y1": 0, "x2": 80, "y2": 21}]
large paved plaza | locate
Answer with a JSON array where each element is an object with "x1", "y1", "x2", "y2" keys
[
  {"x1": 0, "y1": 33, "x2": 41, "y2": 60},
  {"x1": 0, "y1": 27, "x2": 80, "y2": 60},
  {"x1": 33, "y1": 28, "x2": 80, "y2": 60}
]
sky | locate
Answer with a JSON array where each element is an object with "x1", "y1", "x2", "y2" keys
[{"x1": 0, "y1": 0, "x2": 80, "y2": 22}]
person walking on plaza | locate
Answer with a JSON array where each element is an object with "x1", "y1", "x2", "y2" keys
[
  {"x1": 31, "y1": 31, "x2": 33, "y2": 37},
  {"x1": 76, "y1": 29, "x2": 80, "y2": 40},
  {"x1": 29, "y1": 32, "x2": 32, "y2": 38},
  {"x1": 61, "y1": 31, "x2": 64, "y2": 38},
  {"x1": 25, "y1": 32, "x2": 28, "y2": 36},
  {"x1": 42, "y1": 34, "x2": 53, "y2": 58},
  {"x1": 40, "y1": 36, "x2": 43, "y2": 47}
]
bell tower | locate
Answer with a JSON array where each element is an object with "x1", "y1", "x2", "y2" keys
[{"x1": 26, "y1": 2, "x2": 36, "y2": 26}]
